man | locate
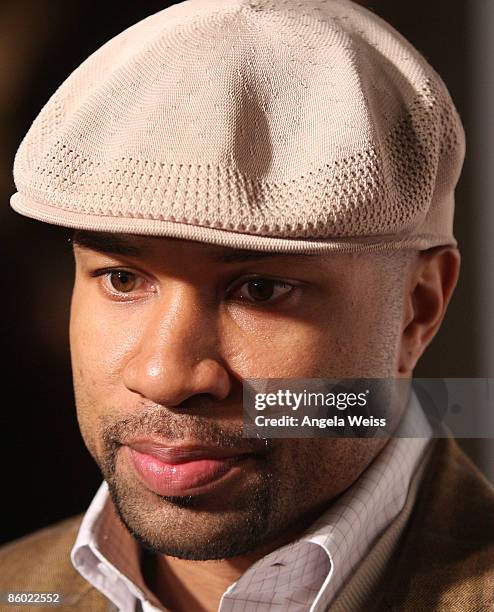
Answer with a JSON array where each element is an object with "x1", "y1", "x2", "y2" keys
[{"x1": 1, "y1": 0, "x2": 493, "y2": 610}]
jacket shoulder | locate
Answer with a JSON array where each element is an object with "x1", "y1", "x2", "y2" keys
[
  {"x1": 0, "y1": 515, "x2": 107, "y2": 610},
  {"x1": 382, "y1": 436, "x2": 494, "y2": 610},
  {"x1": 0, "y1": 515, "x2": 82, "y2": 584}
]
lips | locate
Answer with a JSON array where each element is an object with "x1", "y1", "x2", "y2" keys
[{"x1": 125, "y1": 440, "x2": 256, "y2": 497}]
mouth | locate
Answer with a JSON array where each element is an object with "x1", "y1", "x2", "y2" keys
[{"x1": 124, "y1": 440, "x2": 260, "y2": 497}]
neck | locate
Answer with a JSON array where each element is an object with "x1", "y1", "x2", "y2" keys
[
  {"x1": 141, "y1": 506, "x2": 327, "y2": 612},
  {"x1": 143, "y1": 554, "x2": 252, "y2": 612}
]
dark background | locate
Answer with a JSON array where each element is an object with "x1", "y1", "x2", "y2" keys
[{"x1": 1, "y1": 1, "x2": 491, "y2": 545}]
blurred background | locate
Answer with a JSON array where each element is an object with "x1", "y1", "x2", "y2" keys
[{"x1": 1, "y1": 0, "x2": 493, "y2": 545}]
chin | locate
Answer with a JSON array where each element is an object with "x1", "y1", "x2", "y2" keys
[{"x1": 110, "y1": 484, "x2": 273, "y2": 560}]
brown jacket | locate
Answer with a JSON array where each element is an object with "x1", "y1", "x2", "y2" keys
[{"x1": 1, "y1": 437, "x2": 493, "y2": 612}]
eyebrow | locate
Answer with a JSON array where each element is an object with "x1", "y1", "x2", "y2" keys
[
  {"x1": 72, "y1": 231, "x2": 145, "y2": 257},
  {"x1": 72, "y1": 230, "x2": 318, "y2": 263}
]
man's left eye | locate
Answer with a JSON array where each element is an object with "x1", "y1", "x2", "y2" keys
[{"x1": 230, "y1": 278, "x2": 294, "y2": 303}]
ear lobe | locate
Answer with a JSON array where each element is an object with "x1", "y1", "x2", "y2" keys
[{"x1": 398, "y1": 247, "x2": 460, "y2": 375}]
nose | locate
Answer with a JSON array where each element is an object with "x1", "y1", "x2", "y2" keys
[{"x1": 122, "y1": 284, "x2": 231, "y2": 407}]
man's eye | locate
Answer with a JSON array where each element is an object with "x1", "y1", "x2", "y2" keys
[
  {"x1": 93, "y1": 269, "x2": 152, "y2": 296},
  {"x1": 231, "y1": 278, "x2": 294, "y2": 303},
  {"x1": 107, "y1": 271, "x2": 138, "y2": 293}
]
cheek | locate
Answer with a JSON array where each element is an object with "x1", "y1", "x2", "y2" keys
[
  {"x1": 219, "y1": 290, "x2": 397, "y2": 379},
  {"x1": 70, "y1": 283, "x2": 144, "y2": 448},
  {"x1": 69, "y1": 284, "x2": 142, "y2": 409},
  {"x1": 219, "y1": 307, "x2": 343, "y2": 378},
  {"x1": 70, "y1": 285, "x2": 148, "y2": 458}
]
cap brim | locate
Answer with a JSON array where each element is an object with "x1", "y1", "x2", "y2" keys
[{"x1": 10, "y1": 192, "x2": 455, "y2": 254}]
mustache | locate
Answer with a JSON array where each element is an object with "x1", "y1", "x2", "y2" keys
[{"x1": 99, "y1": 404, "x2": 271, "y2": 466}]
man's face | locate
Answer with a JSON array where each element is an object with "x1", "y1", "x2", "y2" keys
[{"x1": 70, "y1": 233, "x2": 409, "y2": 560}]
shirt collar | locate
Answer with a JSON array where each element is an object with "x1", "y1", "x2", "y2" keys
[{"x1": 71, "y1": 482, "x2": 163, "y2": 611}]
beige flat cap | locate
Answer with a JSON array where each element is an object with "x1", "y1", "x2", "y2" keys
[{"x1": 11, "y1": 0, "x2": 465, "y2": 253}]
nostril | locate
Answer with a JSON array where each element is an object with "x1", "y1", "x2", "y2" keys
[
  {"x1": 193, "y1": 359, "x2": 231, "y2": 401},
  {"x1": 172, "y1": 393, "x2": 219, "y2": 413}
]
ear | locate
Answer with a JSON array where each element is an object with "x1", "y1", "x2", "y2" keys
[{"x1": 398, "y1": 247, "x2": 460, "y2": 375}]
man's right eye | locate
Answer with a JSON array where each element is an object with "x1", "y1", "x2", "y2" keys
[
  {"x1": 107, "y1": 270, "x2": 138, "y2": 293},
  {"x1": 91, "y1": 268, "x2": 157, "y2": 299}
]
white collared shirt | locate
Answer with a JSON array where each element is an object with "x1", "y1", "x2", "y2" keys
[{"x1": 71, "y1": 391, "x2": 432, "y2": 612}]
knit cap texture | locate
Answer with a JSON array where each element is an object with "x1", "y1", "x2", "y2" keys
[{"x1": 10, "y1": 0, "x2": 466, "y2": 253}]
